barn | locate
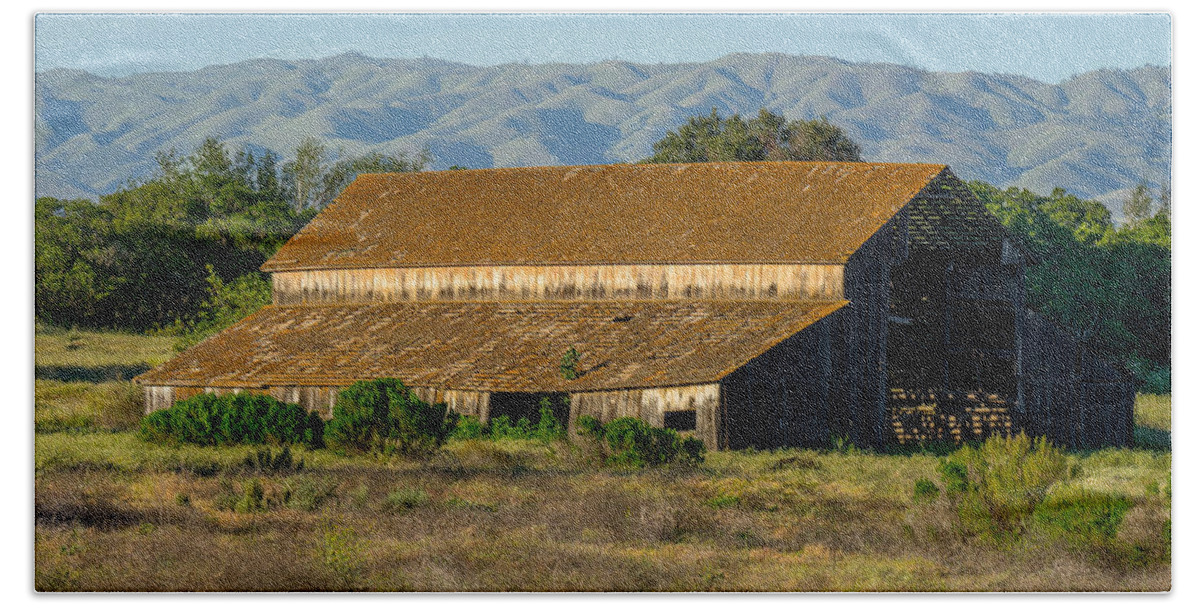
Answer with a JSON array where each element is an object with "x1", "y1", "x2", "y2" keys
[{"x1": 135, "y1": 161, "x2": 1136, "y2": 450}]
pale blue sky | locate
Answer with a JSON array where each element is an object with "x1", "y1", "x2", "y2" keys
[{"x1": 36, "y1": 12, "x2": 1170, "y2": 83}]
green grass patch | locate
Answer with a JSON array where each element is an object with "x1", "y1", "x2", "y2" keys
[
  {"x1": 1133, "y1": 393, "x2": 1171, "y2": 450},
  {"x1": 35, "y1": 327, "x2": 175, "y2": 370},
  {"x1": 35, "y1": 380, "x2": 143, "y2": 433}
]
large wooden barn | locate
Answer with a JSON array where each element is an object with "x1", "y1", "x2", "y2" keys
[{"x1": 136, "y1": 161, "x2": 1135, "y2": 450}]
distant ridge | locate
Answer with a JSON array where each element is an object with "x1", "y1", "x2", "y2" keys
[{"x1": 35, "y1": 52, "x2": 1171, "y2": 216}]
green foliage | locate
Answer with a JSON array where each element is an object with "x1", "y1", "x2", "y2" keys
[
  {"x1": 970, "y1": 181, "x2": 1170, "y2": 390},
  {"x1": 576, "y1": 416, "x2": 705, "y2": 468},
  {"x1": 324, "y1": 379, "x2": 459, "y2": 457},
  {"x1": 283, "y1": 136, "x2": 429, "y2": 211},
  {"x1": 534, "y1": 398, "x2": 567, "y2": 441},
  {"x1": 1122, "y1": 182, "x2": 1154, "y2": 223},
  {"x1": 450, "y1": 398, "x2": 567, "y2": 443},
  {"x1": 450, "y1": 416, "x2": 486, "y2": 440},
  {"x1": 382, "y1": 487, "x2": 431, "y2": 513},
  {"x1": 138, "y1": 393, "x2": 324, "y2": 448},
  {"x1": 1034, "y1": 488, "x2": 1132, "y2": 545},
  {"x1": 168, "y1": 267, "x2": 271, "y2": 351},
  {"x1": 912, "y1": 478, "x2": 940, "y2": 504},
  {"x1": 241, "y1": 445, "x2": 305, "y2": 474},
  {"x1": 559, "y1": 347, "x2": 581, "y2": 380},
  {"x1": 35, "y1": 136, "x2": 423, "y2": 333},
  {"x1": 936, "y1": 433, "x2": 1069, "y2": 543},
  {"x1": 643, "y1": 108, "x2": 862, "y2": 164}
]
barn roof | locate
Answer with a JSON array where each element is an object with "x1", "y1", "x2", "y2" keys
[
  {"x1": 261, "y1": 161, "x2": 950, "y2": 272},
  {"x1": 135, "y1": 300, "x2": 846, "y2": 392}
]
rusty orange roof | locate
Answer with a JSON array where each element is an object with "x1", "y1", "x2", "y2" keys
[
  {"x1": 135, "y1": 300, "x2": 846, "y2": 392},
  {"x1": 261, "y1": 161, "x2": 950, "y2": 272}
]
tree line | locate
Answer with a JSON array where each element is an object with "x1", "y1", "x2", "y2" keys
[
  {"x1": 35, "y1": 137, "x2": 426, "y2": 342},
  {"x1": 34, "y1": 110, "x2": 1170, "y2": 390}
]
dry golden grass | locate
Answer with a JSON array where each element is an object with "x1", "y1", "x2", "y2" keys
[{"x1": 34, "y1": 429, "x2": 1171, "y2": 592}]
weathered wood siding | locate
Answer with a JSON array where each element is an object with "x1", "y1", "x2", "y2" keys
[
  {"x1": 1020, "y1": 310, "x2": 1136, "y2": 448},
  {"x1": 567, "y1": 384, "x2": 721, "y2": 449},
  {"x1": 272, "y1": 264, "x2": 844, "y2": 305},
  {"x1": 832, "y1": 218, "x2": 905, "y2": 449},
  {"x1": 721, "y1": 317, "x2": 832, "y2": 449}
]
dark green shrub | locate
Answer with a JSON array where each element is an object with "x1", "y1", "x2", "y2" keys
[
  {"x1": 139, "y1": 393, "x2": 323, "y2": 448},
  {"x1": 324, "y1": 378, "x2": 459, "y2": 456},
  {"x1": 487, "y1": 414, "x2": 531, "y2": 440},
  {"x1": 534, "y1": 398, "x2": 567, "y2": 441},
  {"x1": 936, "y1": 459, "x2": 970, "y2": 495},
  {"x1": 576, "y1": 415, "x2": 705, "y2": 468},
  {"x1": 681, "y1": 437, "x2": 706, "y2": 466},
  {"x1": 559, "y1": 347, "x2": 581, "y2": 380},
  {"x1": 479, "y1": 401, "x2": 566, "y2": 442}
]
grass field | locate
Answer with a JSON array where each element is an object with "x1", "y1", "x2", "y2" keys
[{"x1": 33, "y1": 329, "x2": 1172, "y2": 592}]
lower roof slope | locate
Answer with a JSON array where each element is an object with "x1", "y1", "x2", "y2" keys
[{"x1": 136, "y1": 300, "x2": 846, "y2": 393}]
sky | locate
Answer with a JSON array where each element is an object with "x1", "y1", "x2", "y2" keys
[{"x1": 34, "y1": 12, "x2": 1171, "y2": 83}]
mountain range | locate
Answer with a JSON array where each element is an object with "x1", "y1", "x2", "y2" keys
[{"x1": 35, "y1": 52, "x2": 1171, "y2": 216}]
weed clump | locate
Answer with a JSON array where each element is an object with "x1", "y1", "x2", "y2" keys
[
  {"x1": 317, "y1": 522, "x2": 367, "y2": 589},
  {"x1": 577, "y1": 416, "x2": 705, "y2": 468},
  {"x1": 282, "y1": 476, "x2": 339, "y2": 512},
  {"x1": 382, "y1": 487, "x2": 430, "y2": 513},
  {"x1": 139, "y1": 393, "x2": 324, "y2": 449},
  {"x1": 241, "y1": 445, "x2": 305, "y2": 474},
  {"x1": 234, "y1": 479, "x2": 267, "y2": 513},
  {"x1": 324, "y1": 379, "x2": 458, "y2": 457}
]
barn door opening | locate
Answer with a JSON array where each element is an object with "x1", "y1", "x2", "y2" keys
[{"x1": 488, "y1": 392, "x2": 570, "y2": 427}]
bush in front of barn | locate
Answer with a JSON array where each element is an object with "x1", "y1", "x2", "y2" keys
[
  {"x1": 139, "y1": 392, "x2": 325, "y2": 449},
  {"x1": 451, "y1": 397, "x2": 567, "y2": 443},
  {"x1": 323, "y1": 378, "x2": 459, "y2": 457},
  {"x1": 577, "y1": 416, "x2": 705, "y2": 468}
]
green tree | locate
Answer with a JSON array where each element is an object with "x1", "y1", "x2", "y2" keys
[
  {"x1": 169, "y1": 266, "x2": 272, "y2": 351},
  {"x1": 643, "y1": 108, "x2": 862, "y2": 164},
  {"x1": 282, "y1": 137, "x2": 328, "y2": 212},
  {"x1": 1122, "y1": 181, "x2": 1154, "y2": 223}
]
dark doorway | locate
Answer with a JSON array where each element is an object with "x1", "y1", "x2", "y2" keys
[{"x1": 489, "y1": 392, "x2": 570, "y2": 426}]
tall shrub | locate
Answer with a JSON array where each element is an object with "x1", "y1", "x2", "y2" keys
[
  {"x1": 937, "y1": 433, "x2": 1068, "y2": 541},
  {"x1": 324, "y1": 379, "x2": 458, "y2": 456}
]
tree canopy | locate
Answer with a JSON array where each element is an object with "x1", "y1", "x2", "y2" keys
[
  {"x1": 35, "y1": 137, "x2": 425, "y2": 333},
  {"x1": 642, "y1": 108, "x2": 863, "y2": 164}
]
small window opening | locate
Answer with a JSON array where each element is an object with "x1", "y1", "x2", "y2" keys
[{"x1": 664, "y1": 410, "x2": 697, "y2": 432}]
